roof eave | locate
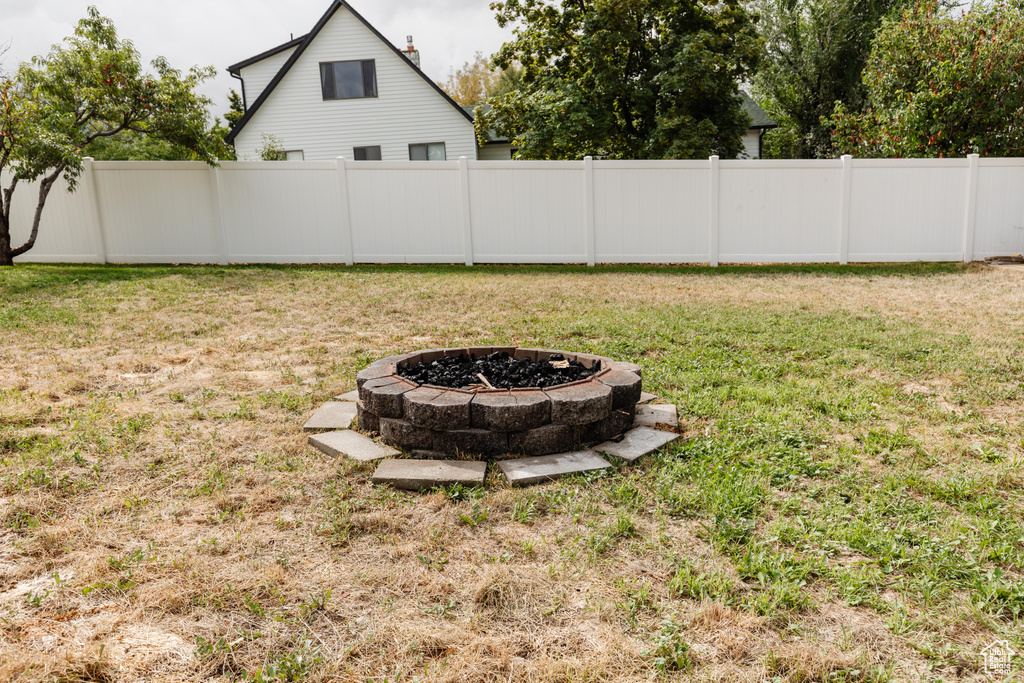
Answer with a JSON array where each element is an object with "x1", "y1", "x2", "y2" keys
[{"x1": 226, "y1": 34, "x2": 308, "y2": 74}]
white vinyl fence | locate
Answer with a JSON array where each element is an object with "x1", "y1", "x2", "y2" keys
[{"x1": 9, "y1": 155, "x2": 1024, "y2": 265}]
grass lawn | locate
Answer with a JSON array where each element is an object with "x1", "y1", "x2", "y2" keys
[{"x1": 1, "y1": 263, "x2": 1022, "y2": 682}]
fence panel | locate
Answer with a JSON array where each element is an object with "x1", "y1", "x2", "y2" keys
[
  {"x1": 218, "y1": 162, "x2": 344, "y2": 263},
  {"x1": 6, "y1": 173, "x2": 102, "y2": 263},
  {"x1": 347, "y1": 162, "x2": 463, "y2": 263},
  {"x1": 719, "y1": 160, "x2": 843, "y2": 262},
  {"x1": 90, "y1": 162, "x2": 219, "y2": 263},
  {"x1": 468, "y1": 161, "x2": 586, "y2": 263},
  {"x1": 593, "y1": 161, "x2": 709, "y2": 263},
  {"x1": 848, "y1": 160, "x2": 967, "y2": 261},
  {"x1": 974, "y1": 160, "x2": 1024, "y2": 259}
]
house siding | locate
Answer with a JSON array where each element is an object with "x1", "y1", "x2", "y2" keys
[
  {"x1": 238, "y1": 47, "x2": 297, "y2": 107},
  {"x1": 232, "y1": 6, "x2": 477, "y2": 161},
  {"x1": 741, "y1": 130, "x2": 761, "y2": 159},
  {"x1": 478, "y1": 143, "x2": 515, "y2": 161}
]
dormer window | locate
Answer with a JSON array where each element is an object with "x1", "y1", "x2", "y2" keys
[{"x1": 320, "y1": 60, "x2": 377, "y2": 99}]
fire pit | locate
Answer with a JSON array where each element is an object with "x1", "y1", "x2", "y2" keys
[{"x1": 355, "y1": 347, "x2": 643, "y2": 458}]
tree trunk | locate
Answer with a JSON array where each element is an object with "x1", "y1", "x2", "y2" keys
[{"x1": 0, "y1": 214, "x2": 12, "y2": 267}]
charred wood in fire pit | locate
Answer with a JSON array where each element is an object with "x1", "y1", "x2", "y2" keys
[{"x1": 397, "y1": 351, "x2": 600, "y2": 390}]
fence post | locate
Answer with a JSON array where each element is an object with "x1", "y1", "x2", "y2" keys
[
  {"x1": 459, "y1": 156, "x2": 474, "y2": 266},
  {"x1": 336, "y1": 156, "x2": 355, "y2": 266},
  {"x1": 708, "y1": 155, "x2": 720, "y2": 267},
  {"x1": 962, "y1": 153, "x2": 980, "y2": 263},
  {"x1": 207, "y1": 161, "x2": 229, "y2": 266},
  {"x1": 583, "y1": 156, "x2": 596, "y2": 266},
  {"x1": 82, "y1": 157, "x2": 107, "y2": 264},
  {"x1": 839, "y1": 154, "x2": 853, "y2": 265}
]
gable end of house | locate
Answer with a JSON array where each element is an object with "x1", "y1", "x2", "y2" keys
[{"x1": 226, "y1": 0, "x2": 472, "y2": 146}]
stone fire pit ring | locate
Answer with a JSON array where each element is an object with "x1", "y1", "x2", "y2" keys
[{"x1": 355, "y1": 347, "x2": 644, "y2": 458}]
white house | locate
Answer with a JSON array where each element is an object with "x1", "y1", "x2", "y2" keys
[
  {"x1": 226, "y1": 0, "x2": 480, "y2": 161},
  {"x1": 226, "y1": 0, "x2": 775, "y2": 161}
]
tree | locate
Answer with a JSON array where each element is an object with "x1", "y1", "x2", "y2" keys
[
  {"x1": 489, "y1": 63, "x2": 524, "y2": 100},
  {"x1": 830, "y1": 2, "x2": 1024, "y2": 157},
  {"x1": 751, "y1": 0, "x2": 909, "y2": 158},
  {"x1": 224, "y1": 89, "x2": 245, "y2": 130},
  {"x1": 477, "y1": 0, "x2": 762, "y2": 160},
  {"x1": 0, "y1": 7, "x2": 222, "y2": 266},
  {"x1": 439, "y1": 52, "x2": 502, "y2": 106}
]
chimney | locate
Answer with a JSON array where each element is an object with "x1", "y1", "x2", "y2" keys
[{"x1": 403, "y1": 35, "x2": 421, "y2": 69}]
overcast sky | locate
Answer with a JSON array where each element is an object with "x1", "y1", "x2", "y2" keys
[{"x1": 0, "y1": 0, "x2": 514, "y2": 118}]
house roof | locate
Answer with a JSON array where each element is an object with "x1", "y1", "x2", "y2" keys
[
  {"x1": 741, "y1": 91, "x2": 777, "y2": 129},
  {"x1": 227, "y1": 34, "x2": 308, "y2": 75},
  {"x1": 225, "y1": 0, "x2": 474, "y2": 145}
]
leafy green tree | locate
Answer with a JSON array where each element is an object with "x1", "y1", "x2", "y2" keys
[
  {"x1": 0, "y1": 7, "x2": 222, "y2": 266},
  {"x1": 88, "y1": 116, "x2": 237, "y2": 161},
  {"x1": 477, "y1": 0, "x2": 762, "y2": 160},
  {"x1": 225, "y1": 89, "x2": 245, "y2": 130},
  {"x1": 489, "y1": 64, "x2": 523, "y2": 100},
  {"x1": 831, "y1": 2, "x2": 1024, "y2": 157},
  {"x1": 751, "y1": 0, "x2": 909, "y2": 158}
]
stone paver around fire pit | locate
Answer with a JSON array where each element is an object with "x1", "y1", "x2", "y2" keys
[
  {"x1": 595, "y1": 426, "x2": 681, "y2": 462},
  {"x1": 371, "y1": 459, "x2": 488, "y2": 490},
  {"x1": 302, "y1": 401, "x2": 358, "y2": 431},
  {"x1": 308, "y1": 430, "x2": 399, "y2": 461},
  {"x1": 634, "y1": 403, "x2": 679, "y2": 428},
  {"x1": 304, "y1": 348, "x2": 685, "y2": 488},
  {"x1": 497, "y1": 450, "x2": 612, "y2": 486}
]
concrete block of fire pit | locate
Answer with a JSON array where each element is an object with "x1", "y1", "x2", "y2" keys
[
  {"x1": 359, "y1": 377, "x2": 416, "y2": 418},
  {"x1": 303, "y1": 401, "x2": 358, "y2": 431},
  {"x1": 356, "y1": 363, "x2": 397, "y2": 389},
  {"x1": 597, "y1": 370, "x2": 643, "y2": 410},
  {"x1": 595, "y1": 426, "x2": 680, "y2": 462},
  {"x1": 638, "y1": 392, "x2": 657, "y2": 404},
  {"x1": 545, "y1": 381, "x2": 613, "y2": 425},
  {"x1": 471, "y1": 390, "x2": 550, "y2": 431},
  {"x1": 356, "y1": 401, "x2": 380, "y2": 432},
  {"x1": 370, "y1": 351, "x2": 421, "y2": 367},
  {"x1": 309, "y1": 430, "x2": 399, "y2": 461},
  {"x1": 380, "y1": 418, "x2": 437, "y2": 450},
  {"x1": 634, "y1": 403, "x2": 678, "y2": 428},
  {"x1": 434, "y1": 428, "x2": 509, "y2": 456},
  {"x1": 616, "y1": 361, "x2": 643, "y2": 378},
  {"x1": 607, "y1": 407, "x2": 637, "y2": 437},
  {"x1": 572, "y1": 408, "x2": 633, "y2": 446},
  {"x1": 509, "y1": 424, "x2": 575, "y2": 456},
  {"x1": 498, "y1": 450, "x2": 612, "y2": 486},
  {"x1": 335, "y1": 389, "x2": 360, "y2": 402},
  {"x1": 372, "y1": 459, "x2": 487, "y2": 490},
  {"x1": 403, "y1": 387, "x2": 473, "y2": 430}
]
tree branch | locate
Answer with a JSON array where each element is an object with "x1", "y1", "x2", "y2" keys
[{"x1": 1, "y1": 174, "x2": 17, "y2": 226}]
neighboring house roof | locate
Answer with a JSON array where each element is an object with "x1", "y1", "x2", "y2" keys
[
  {"x1": 741, "y1": 91, "x2": 777, "y2": 129},
  {"x1": 225, "y1": 0, "x2": 474, "y2": 145}
]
